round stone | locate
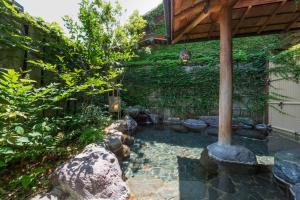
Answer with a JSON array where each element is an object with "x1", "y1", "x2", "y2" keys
[
  {"x1": 207, "y1": 143, "x2": 257, "y2": 165},
  {"x1": 273, "y1": 149, "x2": 300, "y2": 185},
  {"x1": 182, "y1": 119, "x2": 207, "y2": 132}
]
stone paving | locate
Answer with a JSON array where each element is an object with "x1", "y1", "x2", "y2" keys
[{"x1": 122, "y1": 126, "x2": 300, "y2": 200}]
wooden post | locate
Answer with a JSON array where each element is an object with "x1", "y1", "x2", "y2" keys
[{"x1": 218, "y1": 5, "x2": 233, "y2": 145}]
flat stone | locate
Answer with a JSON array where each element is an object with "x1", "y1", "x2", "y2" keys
[
  {"x1": 127, "y1": 176, "x2": 165, "y2": 199},
  {"x1": 179, "y1": 181, "x2": 207, "y2": 199},
  {"x1": 210, "y1": 175, "x2": 236, "y2": 193},
  {"x1": 273, "y1": 149, "x2": 300, "y2": 185},
  {"x1": 199, "y1": 116, "x2": 219, "y2": 127},
  {"x1": 182, "y1": 119, "x2": 207, "y2": 132},
  {"x1": 207, "y1": 143, "x2": 258, "y2": 165}
]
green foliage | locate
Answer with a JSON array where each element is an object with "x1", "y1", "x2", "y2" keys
[
  {"x1": 79, "y1": 128, "x2": 104, "y2": 146},
  {"x1": 0, "y1": 69, "x2": 61, "y2": 166},
  {"x1": 143, "y1": 3, "x2": 166, "y2": 35},
  {"x1": 270, "y1": 43, "x2": 300, "y2": 82},
  {"x1": 123, "y1": 35, "x2": 280, "y2": 118},
  {"x1": 0, "y1": 0, "x2": 146, "y2": 198},
  {"x1": 64, "y1": 0, "x2": 146, "y2": 67}
]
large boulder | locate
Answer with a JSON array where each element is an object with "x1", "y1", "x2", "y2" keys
[
  {"x1": 207, "y1": 143, "x2": 257, "y2": 165},
  {"x1": 273, "y1": 149, "x2": 300, "y2": 185},
  {"x1": 51, "y1": 144, "x2": 130, "y2": 200},
  {"x1": 182, "y1": 119, "x2": 207, "y2": 132},
  {"x1": 105, "y1": 116, "x2": 137, "y2": 134}
]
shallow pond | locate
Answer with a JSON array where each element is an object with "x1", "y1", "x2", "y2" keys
[{"x1": 122, "y1": 126, "x2": 300, "y2": 200}]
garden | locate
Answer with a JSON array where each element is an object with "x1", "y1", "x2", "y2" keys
[{"x1": 0, "y1": 0, "x2": 300, "y2": 200}]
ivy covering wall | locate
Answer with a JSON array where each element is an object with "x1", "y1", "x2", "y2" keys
[{"x1": 122, "y1": 3, "x2": 281, "y2": 119}]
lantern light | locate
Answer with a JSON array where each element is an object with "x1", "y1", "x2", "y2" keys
[
  {"x1": 108, "y1": 90, "x2": 121, "y2": 114},
  {"x1": 180, "y1": 48, "x2": 191, "y2": 64}
]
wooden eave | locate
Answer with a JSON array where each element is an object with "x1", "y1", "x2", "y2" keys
[
  {"x1": 163, "y1": 0, "x2": 300, "y2": 44},
  {"x1": 140, "y1": 33, "x2": 168, "y2": 46}
]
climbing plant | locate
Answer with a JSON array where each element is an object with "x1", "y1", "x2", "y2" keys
[{"x1": 122, "y1": 35, "x2": 280, "y2": 118}]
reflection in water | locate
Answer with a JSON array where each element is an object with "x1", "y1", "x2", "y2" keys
[
  {"x1": 177, "y1": 149, "x2": 286, "y2": 200},
  {"x1": 124, "y1": 126, "x2": 299, "y2": 200}
]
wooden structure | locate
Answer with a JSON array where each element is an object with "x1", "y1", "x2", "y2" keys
[
  {"x1": 140, "y1": 33, "x2": 168, "y2": 46},
  {"x1": 163, "y1": 0, "x2": 300, "y2": 145}
]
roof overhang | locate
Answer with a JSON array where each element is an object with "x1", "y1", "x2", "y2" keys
[{"x1": 163, "y1": 0, "x2": 300, "y2": 44}]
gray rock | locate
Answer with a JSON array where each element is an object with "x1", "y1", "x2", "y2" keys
[
  {"x1": 237, "y1": 117, "x2": 255, "y2": 127},
  {"x1": 199, "y1": 116, "x2": 219, "y2": 127},
  {"x1": 51, "y1": 144, "x2": 130, "y2": 200},
  {"x1": 106, "y1": 134, "x2": 123, "y2": 153},
  {"x1": 273, "y1": 149, "x2": 300, "y2": 185},
  {"x1": 291, "y1": 183, "x2": 300, "y2": 200},
  {"x1": 182, "y1": 119, "x2": 207, "y2": 132},
  {"x1": 125, "y1": 106, "x2": 143, "y2": 118},
  {"x1": 105, "y1": 115, "x2": 137, "y2": 134},
  {"x1": 149, "y1": 114, "x2": 160, "y2": 124},
  {"x1": 30, "y1": 188, "x2": 67, "y2": 200},
  {"x1": 164, "y1": 117, "x2": 182, "y2": 125},
  {"x1": 207, "y1": 143, "x2": 257, "y2": 165}
]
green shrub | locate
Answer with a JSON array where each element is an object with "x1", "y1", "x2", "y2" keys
[{"x1": 79, "y1": 127, "x2": 104, "y2": 146}]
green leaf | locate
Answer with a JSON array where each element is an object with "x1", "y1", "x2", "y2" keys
[
  {"x1": 16, "y1": 136, "x2": 30, "y2": 145},
  {"x1": 15, "y1": 126, "x2": 24, "y2": 135},
  {"x1": 0, "y1": 147, "x2": 15, "y2": 155},
  {"x1": 28, "y1": 132, "x2": 42, "y2": 137},
  {"x1": 19, "y1": 175, "x2": 34, "y2": 189},
  {"x1": 0, "y1": 160, "x2": 7, "y2": 168}
]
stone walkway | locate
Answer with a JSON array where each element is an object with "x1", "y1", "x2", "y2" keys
[{"x1": 122, "y1": 126, "x2": 300, "y2": 200}]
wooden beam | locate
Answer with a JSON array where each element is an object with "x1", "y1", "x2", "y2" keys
[
  {"x1": 286, "y1": 12, "x2": 300, "y2": 31},
  {"x1": 233, "y1": 5, "x2": 252, "y2": 35},
  {"x1": 218, "y1": 4, "x2": 233, "y2": 146},
  {"x1": 234, "y1": 0, "x2": 285, "y2": 9},
  {"x1": 257, "y1": 0, "x2": 287, "y2": 34},
  {"x1": 208, "y1": 13, "x2": 219, "y2": 38},
  {"x1": 174, "y1": 1, "x2": 205, "y2": 19},
  {"x1": 172, "y1": 1, "x2": 223, "y2": 44},
  {"x1": 208, "y1": 23, "x2": 216, "y2": 38}
]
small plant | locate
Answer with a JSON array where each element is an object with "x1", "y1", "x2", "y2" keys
[{"x1": 79, "y1": 127, "x2": 104, "y2": 146}]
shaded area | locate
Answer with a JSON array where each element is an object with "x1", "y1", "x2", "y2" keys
[{"x1": 178, "y1": 150, "x2": 286, "y2": 200}]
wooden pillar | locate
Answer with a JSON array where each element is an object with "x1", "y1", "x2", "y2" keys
[{"x1": 218, "y1": 5, "x2": 233, "y2": 145}]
